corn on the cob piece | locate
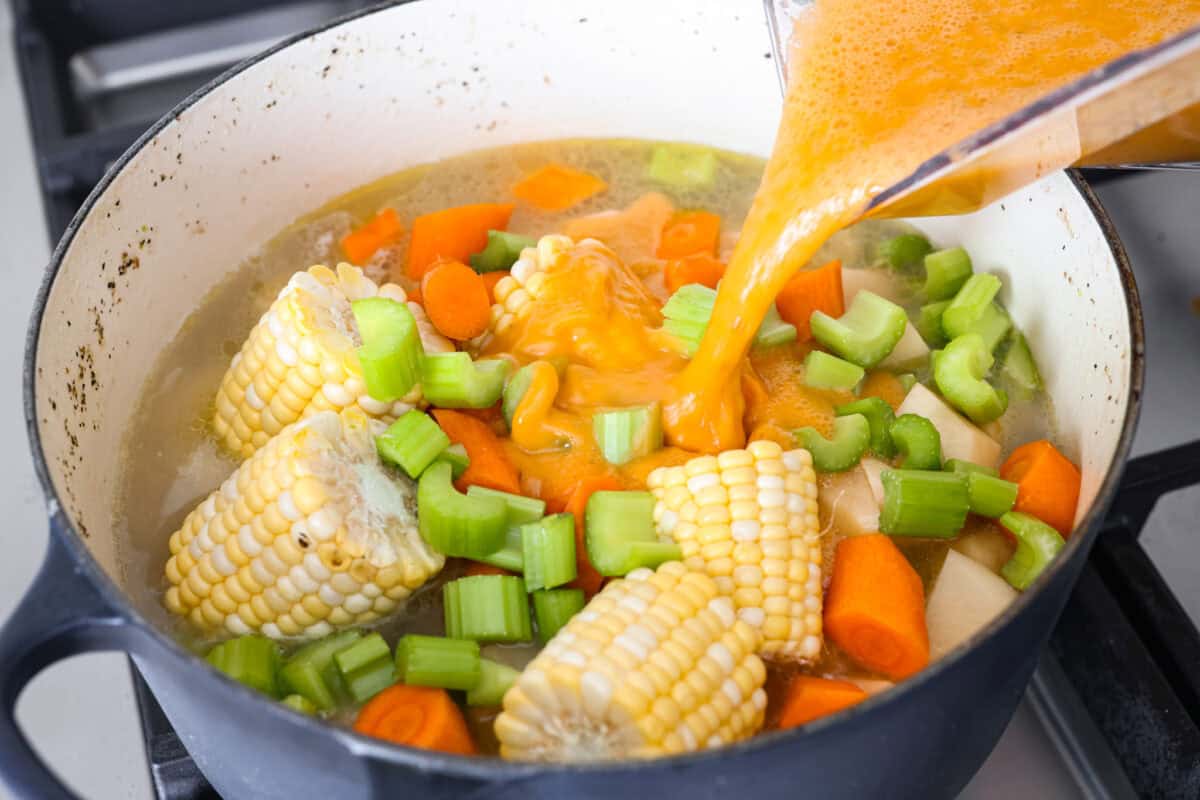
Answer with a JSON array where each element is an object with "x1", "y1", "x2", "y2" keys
[
  {"x1": 495, "y1": 561, "x2": 767, "y2": 762},
  {"x1": 164, "y1": 409, "x2": 444, "y2": 640},
  {"x1": 213, "y1": 263, "x2": 453, "y2": 459},
  {"x1": 647, "y1": 441, "x2": 824, "y2": 661},
  {"x1": 470, "y1": 234, "x2": 575, "y2": 350}
]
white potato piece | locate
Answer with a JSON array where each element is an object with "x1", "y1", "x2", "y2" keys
[
  {"x1": 841, "y1": 267, "x2": 899, "y2": 306},
  {"x1": 897, "y1": 384, "x2": 1002, "y2": 468},
  {"x1": 879, "y1": 321, "x2": 930, "y2": 369},
  {"x1": 926, "y1": 549, "x2": 1018, "y2": 659},
  {"x1": 859, "y1": 457, "x2": 889, "y2": 506},
  {"x1": 819, "y1": 467, "x2": 880, "y2": 536},
  {"x1": 952, "y1": 525, "x2": 1015, "y2": 574}
]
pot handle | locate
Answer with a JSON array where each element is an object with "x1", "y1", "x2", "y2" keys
[{"x1": 0, "y1": 529, "x2": 150, "y2": 800}]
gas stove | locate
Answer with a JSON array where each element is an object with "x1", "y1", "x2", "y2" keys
[{"x1": 6, "y1": 2, "x2": 1200, "y2": 798}]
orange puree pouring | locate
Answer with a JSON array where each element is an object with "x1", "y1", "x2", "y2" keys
[{"x1": 665, "y1": 0, "x2": 1200, "y2": 453}]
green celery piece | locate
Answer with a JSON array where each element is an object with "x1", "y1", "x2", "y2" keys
[
  {"x1": 421, "y1": 353, "x2": 510, "y2": 409},
  {"x1": 804, "y1": 351, "x2": 865, "y2": 392},
  {"x1": 647, "y1": 144, "x2": 718, "y2": 189},
  {"x1": 477, "y1": 526, "x2": 524, "y2": 572},
  {"x1": 915, "y1": 300, "x2": 951, "y2": 348},
  {"x1": 437, "y1": 443, "x2": 470, "y2": 479},
  {"x1": 661, "y1": 284, "x2": 795, "y2": 355},
  {"x1": 502, "y1": 363, "x2": 538, "y2": 428},
  {"x1": 205, "y1": 635, "x2": 282, "y2": 698},
  {"x1": 967, "y1": 473, "x2": 1019, "y2": 518},
  {"x1": 466, "y1": 659, "x2": 521, "y2": 706},
  {"x1": 417, "y1": 461, "x2": 508, "y2": 557},
  {"x1": 923, "y1": 247, "x2": 973, "y2": 301},
  {"x1": 810, "y1": 290, "x2": 908, "y2": 368},
  {"x1": 965, "y1": 303, "x2": 1013, "y2": 353},
  {"x1": 1000, "y1": 331, "x2": 1043, "y2": 399},
  {"x1": 331, "y1": 632, "x2": 395, "y2": 703},
  {"x1": 877, "y1": 233, "x2": 932, "y2": 269},
  {"x1": 999, "y1": 511, "x2": 1065, "y2": 590},
  {"x1": 942, "y1": 273, "x2": 1001, "y2": 339},
  {"x1": 662, "y1": 283, "x2": 717, "y2": 323},
  {"x1": 467, "y1": 486, "x2": 546, "y2": 525},
  {"x1": 755, "y1": 304, "x2": 798, "y2": 349},
  {"x1": 470, "y1": 230, "x2": 536, "y2": 273},
  {"x1": 352, "y1": 297, "x2": 423, "y2": 403},
  {"x1": 795, "y1": 414, "x2": 871, "y2": 473},
  {"x1": 897, "y1": 373, "x2": 918, "y2": 393},
  {"x1": 533, "y1": 588, "x2": 586, "y2": 644},
  {"x1": 521, "y1": 513, "x2": 578, "y2": 592},
  {"x1": 880, "y1": 469, "x2": 970, "y2": 538},
  {"x1": 890, "y1": 413, "x2": 943, "y2": 470},
  {"x1": 944, "y1": 458, "x2": 999, "y2": 477},
  {"x1": 836, "y1": 397, "x2": 895, "y2": 459},
  {"x1": 468, "y1": 488, "x2": 544, "y2": 572},
  {"x1": 933, "y1": 333, "x2": 1008, "y2": 424},
  {"x1": 443, "y1": 575, "x2": 532, "y2": 642},
  {"x1": 395, "y1": 634, "x2": 481, "y2": 690},
  {"x1": 585, "y1": 491, "x2": 681, "y2": 576},
  {"x1": 278, "y1": 630, "x2": 362, "y2": 711},
  {"x1": 376, "y1": 410, "x2": 450, "y2": 478},
  {"x1": 281, "y1": 694, "x2": 317, "y2": 715},
  {"x1": 593, "y1": 404, "x2": 663, "y2": 466}
]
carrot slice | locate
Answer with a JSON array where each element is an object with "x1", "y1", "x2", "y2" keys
[
  {"x1": 1000, "y1": 440, "x2": 1081, "y2": 536},
  {"x1": 777, "y1": 676, "x2": 868, "y2": 729},
  {"x1": 421, "y1": 261, "x2": 492, "y2": 341},
  {"x1": 564, "y1": 476, "x2": 622, "y2": 598},
  {"x1": 656, "y1": 211, "x2": 721, "y2": 259},
  {"x1": 341, "y1": 208, "x2": 403, "y2": 265},
  {"x1": 824, "y1": 534, "x2": 929, "y2": 680},
  {"x1": 432, "y1": 409, "x2": 521, "y2": 495},
  {"x1": 407, "y1": 203, "x2": 514, "y2": 279},
  {"x1": 512, "y1": 164, "x2": 607, "y2": 211},
  {"x1": 663, "y1": 254, "x2": 725, "y2": 295},
  {"x1": 354, "y1": 685, "x2": 476, "y2": 755},
  {"x1": 481, "y1": 270, "x2": 508, "y2": 303},
  {"x1": 776, "y1": 259, "x2": 844, "y2": 341}
]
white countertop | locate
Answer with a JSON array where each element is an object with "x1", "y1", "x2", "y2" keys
[{"x1": 7, "y1": 2, "x2": 1191, "y2": 797}]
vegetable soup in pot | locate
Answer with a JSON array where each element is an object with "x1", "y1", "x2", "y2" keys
[{"x1": 117, "y1": 138, "x2": 1069, "y2": 760}]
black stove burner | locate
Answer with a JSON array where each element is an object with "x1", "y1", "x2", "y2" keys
[{"x1": 11, "y1": 3, "x2": 1200, "y2": 798}]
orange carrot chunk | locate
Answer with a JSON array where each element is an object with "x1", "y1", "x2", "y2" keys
[
  {"x1": 1000, "y1": 440, "x2": 1081, "y2": 536},
  {"x1": 777, "y1": 676, "x2": 869, "y2": 729},
  {"x1": 407, "y1": 203, "x2": 514, "y2": 279},
  {"x1": 341, "y1": 208, "x2": 403, "y2": 265},
  {"x1": 421, "y1": 260, "x2": 492, "y2": 341},
  {"x1": 656, "y1": 210, "x2": 721, "y2": 259},
  {"x1": 824, "y1": 534, "x2": 929, "y2": 680},
  {"x1": 354, "y1": 685, "x2": 476, "y2": 755},
  {"x1": 564, "y1": 476, "x2": 622, "y2": 598},
  {"x1": 512, "y1": 164, "x2": 607, "y2": 212},
  {"x1": 432, "y1": 409, "x2": 522, "y2": 496},
  {"x1": 663, "y1": 254, "x2": 725, "y2": 295},
  {"x1": 776, "y1": 259, "x2": 844, "y2": 341}
]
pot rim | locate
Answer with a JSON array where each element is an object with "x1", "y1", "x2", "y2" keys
[{"x1": 20, "y1": 0, "x2": 1145, "y2": 780}]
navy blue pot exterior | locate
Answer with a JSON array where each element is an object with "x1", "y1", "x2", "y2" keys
[{"x1": 0, "y1": 484, "x2": 1107, "y2": 800}]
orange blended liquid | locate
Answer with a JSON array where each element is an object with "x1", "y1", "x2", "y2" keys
[{"x1": 666, "y1": 0, "x2": 1200, "y2": 453}]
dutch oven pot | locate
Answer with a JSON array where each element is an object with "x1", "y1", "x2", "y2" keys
[{"x1": 1, "y1": 1, "x2": 1143, "y2": 798}]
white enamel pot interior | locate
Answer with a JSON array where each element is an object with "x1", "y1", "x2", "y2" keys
[{"x1": 18, "y1": 1, "x2": 1142, "y2": 798}]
